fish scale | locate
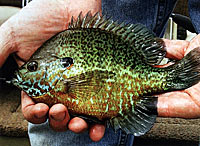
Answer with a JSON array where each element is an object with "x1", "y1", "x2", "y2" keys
[
  {"x1": 11, "y1": 12, "x2": 200, "y2": 136},
  {"x1": 49, "y1": 62, "x2": 168, "y2": 120}
]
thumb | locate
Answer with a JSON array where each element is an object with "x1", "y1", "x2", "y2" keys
[{"x1": 185, "y1": 34, "x2": 200, "y2": 54}]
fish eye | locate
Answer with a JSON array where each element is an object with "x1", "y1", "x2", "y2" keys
[{"x1": 27, "y1": 61, "x2": 38, "y2": 72}]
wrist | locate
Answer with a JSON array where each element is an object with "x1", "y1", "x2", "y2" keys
[{"x1": 0, "y1": 22, "x2": 15, "y2": 67}]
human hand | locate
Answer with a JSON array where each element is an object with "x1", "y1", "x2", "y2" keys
[
  {"x1": 0, "y1": 0, "x2": 105, "y2": 142},
  {"x1": 20, "y1": 34, "x2": 200, "y2": 141},
  {"x1": 21, "y1": 91, "x2": 105, "y2": 141},
  {"x1": 0, "y1": 0, "x2": 101, "y2": 66},
  {"x1": 158, "y1": 35, "x2": 200, "y2": 118}
]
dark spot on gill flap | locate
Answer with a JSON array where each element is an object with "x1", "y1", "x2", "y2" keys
[{"x1": 61, "y1": 57, "x2": 74, "y2": 68}]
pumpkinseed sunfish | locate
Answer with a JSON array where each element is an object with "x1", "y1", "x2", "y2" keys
[{"x1": 11, "y1": 12, "x2": 200, "y2": 136}]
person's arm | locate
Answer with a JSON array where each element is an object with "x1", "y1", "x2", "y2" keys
[
  {"x1": 0, "y1": 0, "x2": 104, "y2": 142},
  {"x1": 0, "y1": 22, "x2": 13, "y2": 66}
]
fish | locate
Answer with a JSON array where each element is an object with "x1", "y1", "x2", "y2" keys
[{"x1": 11, "y1": 12, "x2": 200, "y2": 136}]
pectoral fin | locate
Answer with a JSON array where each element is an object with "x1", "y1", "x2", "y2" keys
[{"x1": 63, "y1": 70, "x2": 115, "y2": 100}]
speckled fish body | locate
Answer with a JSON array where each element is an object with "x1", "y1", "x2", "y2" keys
[{"x1": 12, "y1": 12, "x2": 200, "y2": 136}]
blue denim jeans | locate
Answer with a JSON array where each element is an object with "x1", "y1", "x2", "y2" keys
[
  {"x1": 28, "y1": 121, "x2": 134, "y2": 146},
  {"x1": 26, "y1": 0, "x2": 200, "y2": 145},
  {"x1": 102, "y1": 0, "x2": 177, "y2": 37}
]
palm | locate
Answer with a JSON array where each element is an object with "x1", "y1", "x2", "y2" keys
[
  {"x1": 158, "y1": 37, "x2": 200, "y2": 118},
  {"x1": 158, "y1": 83, "x2": 200, "y2": 118}
]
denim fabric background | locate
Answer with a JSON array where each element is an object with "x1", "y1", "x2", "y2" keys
[
  {"x1": 28, "y1": 121, "x2": 134, "y2": 146},
  {"x1": 102, "y1": 0, "x2": 177, "y2": 37},
  {"x1": 189, "y1": 0, "x2": 200, "y2": 33}
]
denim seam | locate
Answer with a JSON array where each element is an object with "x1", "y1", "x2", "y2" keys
[{"x1": 118, "y1": 130, "x2": 128, "y2": 146}]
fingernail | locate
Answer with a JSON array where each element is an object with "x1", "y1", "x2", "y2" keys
[
  {"x1": 68, "y1": 117, "x2": 88, "y2": 133},
  {"x1": 34, "y1": 103, "x2": 49, "y2": 119},
  {"x1": 50, "y1": 111, "x2": 66, "y2": 121},
  {"x1": 89, "y1": 124, "x2": 106, "y2": 142}
]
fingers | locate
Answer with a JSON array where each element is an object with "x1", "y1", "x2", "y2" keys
[
  {"x1": 163, "y1": 34, "x2": 200, "y2": 60},
  {"x1": 49, "y1": 104, "x2": 70, "y2": 132},
  {"x1": 22, "y1": 92, "x2": 70, "y2": 132},
  {"x1": 68, "y1": 117, "x2": 88, "y2": 133},
  {"x1": 186, "y1": 34, "x2": 200, "y2": 54},
  {"x1": 68, "y1": 117, "x2": 105, "y2": 141},
  {"x1": 89, "y1": 124, "x2": 106, "y2": 142},
  {"x1": 21, "y1": 91, "x2": 105, "y2": 141},
  {"x1": 21, "y1": 91, "x2": 49, "y2": 124},
  {"x1": 162, "y1": 39, "x2": 189, "y2": 60}
]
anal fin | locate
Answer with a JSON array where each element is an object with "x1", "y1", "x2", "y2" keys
[{"x1": 110, "y1": 96, "x2": 157, "y2": 136}]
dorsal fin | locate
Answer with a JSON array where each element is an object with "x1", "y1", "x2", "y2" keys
[
  {"x1": 68, "y1": 12, "x2": 130, "y2": 35},
  {"x1": 68, "y1": 12, "x2": 166, "y2": 65}
]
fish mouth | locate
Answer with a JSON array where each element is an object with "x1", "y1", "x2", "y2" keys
[{"x1": 11, "y1": 70, "x2": 23, "y2": 86}]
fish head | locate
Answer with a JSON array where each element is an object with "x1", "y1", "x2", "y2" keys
[{"x1": 11, "y1": 56, "x2": 74, "y2": 97}]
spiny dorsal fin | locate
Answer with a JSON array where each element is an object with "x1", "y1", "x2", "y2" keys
[{"x1": 69, "y1": 12, "x2": 166, "y2": 65}]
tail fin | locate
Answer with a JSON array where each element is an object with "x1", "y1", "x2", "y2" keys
[{"x1": 167, "y1": 47, "x2": 200, "y2": 90}]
